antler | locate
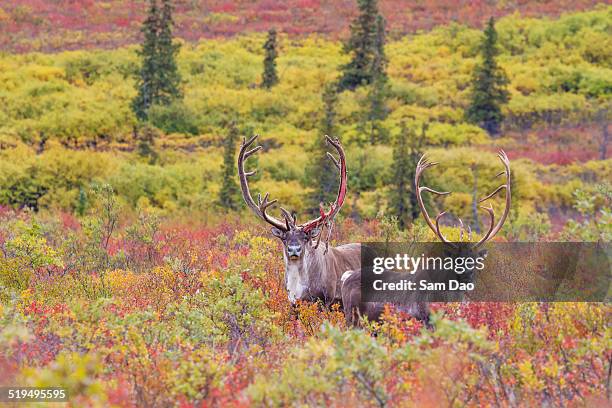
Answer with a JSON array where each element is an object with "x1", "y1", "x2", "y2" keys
[
  {"x1": 238, "y1": 135, "x2": 288, "y2": 231},
  {"x1": 415, "y1": 151, "x2": 511, "y2": 248},
  {"x1": 299, "y1": 135, "x2": 348, "y2": 235},
  {"x1": 415, "y1": 155, "x2": 454, "y2": 246},
  {"x1": 474, "y1": 150, "x2": 511, "y2": 247}
]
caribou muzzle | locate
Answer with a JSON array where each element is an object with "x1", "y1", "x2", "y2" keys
[{"x1": 287, "y1": 244, "x2": 302, "y2": 260}]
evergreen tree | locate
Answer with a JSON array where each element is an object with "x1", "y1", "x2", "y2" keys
[
  {"x1": 388, "y1": 123, "x2": 426, "y2": 229},
  {"x1": 262, "y1": 29, "x2": 279, "y2": 89},
  {"x1": 132, "y1": 0, "x2": 182, "y2": 121},
  {"x1": 305, "y1": 85, "x2": 341, "y2": 213},
  {"x1": 360, "y1": 75, "x2": 389, "y2": 145},
  {"x1": 358, "y1": 14, "x2": 389, "y2": 145},
  {"x1": 465, "y1": 17, "x2": 509, "y2": 136},
  {"x1": 132, "y1": 0, "x2": 159, "y2": 120},
  {"x1": 156, "y1": 0, "x2": 182, "y2": 104},
  {"x1": 338, "y1": 0, "x2": 386, "y2": 91},
  {"x1": 371, "y1": 14, "x2": 388, "y2": 80},
  {"x1": 218, "y1": 122, "x2": 241, "y2": 210},
  {"x1": 76, "y1": 186, "x2": 88, "y2": 217}
]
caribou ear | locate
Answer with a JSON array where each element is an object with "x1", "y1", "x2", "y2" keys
[
  {"x1": 271, "y1": 227, "x2": 285, "y2": 239},
  {"x1": 307, "y1": 227, "x2": 321, "y2": 240}
]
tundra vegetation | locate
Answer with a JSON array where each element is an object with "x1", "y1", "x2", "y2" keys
[{"x1": 0, "y1": 2, "x2": 610, "y2": 406}]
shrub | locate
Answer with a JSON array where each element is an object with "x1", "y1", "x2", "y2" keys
[{"x1": 148, "y1": 102, "x2": 200, "y2": 136}]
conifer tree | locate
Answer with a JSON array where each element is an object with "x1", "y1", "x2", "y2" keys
[
  {"x1": 218, "y1": 122, "x2": 241, "y2": 210},
  {"x1": 132, "y1": 0, "x2": 182, "y2": 120},
  {"x1": 372, "y1": 14, "x2": 388, "y2": 80},
  {"x1": 156, "y1": 0, "x2": 182, "y2": 104},
  {"x1": 361, "y1": 76, "x2": 389, "y2": 145},
  {"x1": 388, "y1": 123, "x2": 426, "y2": 229},
  {"x1": 76, "y1": 187, "x2": 88, "y2": 217},
  {"x1": 262, "y1": 29, "x2": 279, "y2": 89},
  {"x1": 306, "y1": 85, "x2": 341, "y2": 213},
  {"x1": 465, "y1": 17, "x2": 509, "y2": 136},
  {"x1": 359, "y1": 14, "x2": 389, "y2": 144},
  {"x1": 338, "y1": 0, "x2": 386, "y2": 91},
  {"x1": 132, "y1": 0, "x2": 159, "y2": 120}
]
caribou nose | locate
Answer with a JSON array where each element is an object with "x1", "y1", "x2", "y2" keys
[{"x1": 287, "y1": 244, "x2": 302, "y2": 258}]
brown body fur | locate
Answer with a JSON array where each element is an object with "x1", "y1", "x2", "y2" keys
[{"x1": 340, "y1": 269, "x2": 431, "y2": 327}]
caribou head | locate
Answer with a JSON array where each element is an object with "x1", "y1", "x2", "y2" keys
[
  {"x1": 238, "y1": 135, "x2": 360, "y2": 305},
  {"x1": 414, "y1": 150, "x2": 512, "y2": 285}
]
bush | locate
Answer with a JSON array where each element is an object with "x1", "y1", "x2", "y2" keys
[{"x1": 148, "y1": 102, "x2": 200, "y2": 136}]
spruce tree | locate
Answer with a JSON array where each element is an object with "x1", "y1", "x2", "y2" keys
[
  {"x1": 371, "y1": 14, "x2": 388, "y2": 80},
  {"x1": 262, "y1": 29, "x2": 279, "y2": 89},
  {"x1": 388, "y1": 123, "x2": 425, "y2": 229},
  {"x1": 359, "y1": 14, "x2": 389, "y2": 145},
  {"x1": 76, "y1": 187, "x2": 88, "y2": 217},
  {"x1": 132, "y1": 0, "x2": 182, "y2": 121},
  {"x1": 218, "y1": 122, "x2": 241, "y2": 210},
  {"x1": 362, "y1": 77, "x2": 389, "y2": 145},
  {"x1": 338, "y1": 0, "x2": 386, "y2": 91},
  {"x1": 156, "y1": 0, "x2": 182, "y2": 104},
  {"x1": 306, "y1": 85, "x2": 341, "y2": 213},
  {"x1": 132, "y1": 0, "x2": 159, "y2": 120},
  {"x1": 465, "y1": 17, "x2": 509, "y2": 136}
]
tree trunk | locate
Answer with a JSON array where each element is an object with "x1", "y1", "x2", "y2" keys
[
  {"x1": 471, "y1": 165, "x2": 480, "y2": 233},
  {"x1": 600, "y1": 121, "x2": 609, "y2": 160}
]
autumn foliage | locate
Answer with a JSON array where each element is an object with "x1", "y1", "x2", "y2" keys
[
  {"x1": 0, "y1": 196, "x2": 610, "y2": 406},
  {"x1": 0, "y1": 1, "x2": 606, "y2": 52},
  {"x1": 0, "y1": 2, "x2": 610, "y2": 407}
]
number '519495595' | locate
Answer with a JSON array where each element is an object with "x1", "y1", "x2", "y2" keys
[{"x1": 1, "y1": 387, "x2": 68, "y2": 402}]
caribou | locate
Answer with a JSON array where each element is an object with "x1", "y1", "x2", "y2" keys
[
  {"x1": 238, "y1": 134, "x2": 360, "y2": 306},
  {"x1": 341, "y1": 151, "x2": 512, "y2": 327}
]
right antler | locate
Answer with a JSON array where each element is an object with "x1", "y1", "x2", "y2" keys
[
  {"x1": 299, "y1": 135, "x2": 348, "y2": 234},
  {"x1": 415, "y1": 151, "x2": 511, "y2": 248},
  {"x1": 477, "y1": 150, "x2": 511, "y2": 242},
  {"x1": 238, "y1": 135, "x2": 289, "y2": 231}
]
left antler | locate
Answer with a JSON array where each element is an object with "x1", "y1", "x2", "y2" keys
[{"x1": 473, "y1": 150, "x2": 511, "y2": 248}]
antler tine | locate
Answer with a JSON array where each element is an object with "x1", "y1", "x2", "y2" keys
[
  {"x1": 420, "y1": 186, "x2": 451, "y2": 196},
  {"x1": 477, "y1": 149, "x2": 511, "y2": 241},
  {"x1": 280, "y1": 207, "x2": 296, "y2": 229},
  {"x1": 325, "y1": 134, "x2": 340, "y2": 147},
  {"x1": 416, "y1": 155, "x2": 441, "y2": 173},
  {"x1": 478, "y1": 184, "x2": 506, "y2": 203},
  {"x1": 257, "y1": 192, "x2": 279, "y2": 213},
  {"x1": 244, "y1": 145, "x2": 263, "y2": 160},
  {"x1": 242, "y1": 134, "x2": 258, "y2": 148},
  {"x1": 254, "y1": 191, "x2": 288, "y2": 230},
  {"x1": 473, "y1": 204, "x2": 496, "y2": 248},
  {"x1": 434, "y1": 212, "x2": 456, "y2": 247},
  {"x1": 326, "y1": 152, "x2": 341, "y2": 170},
  {"x1": 238, "y1": 134, "x2": 288, "y2": 231}
]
